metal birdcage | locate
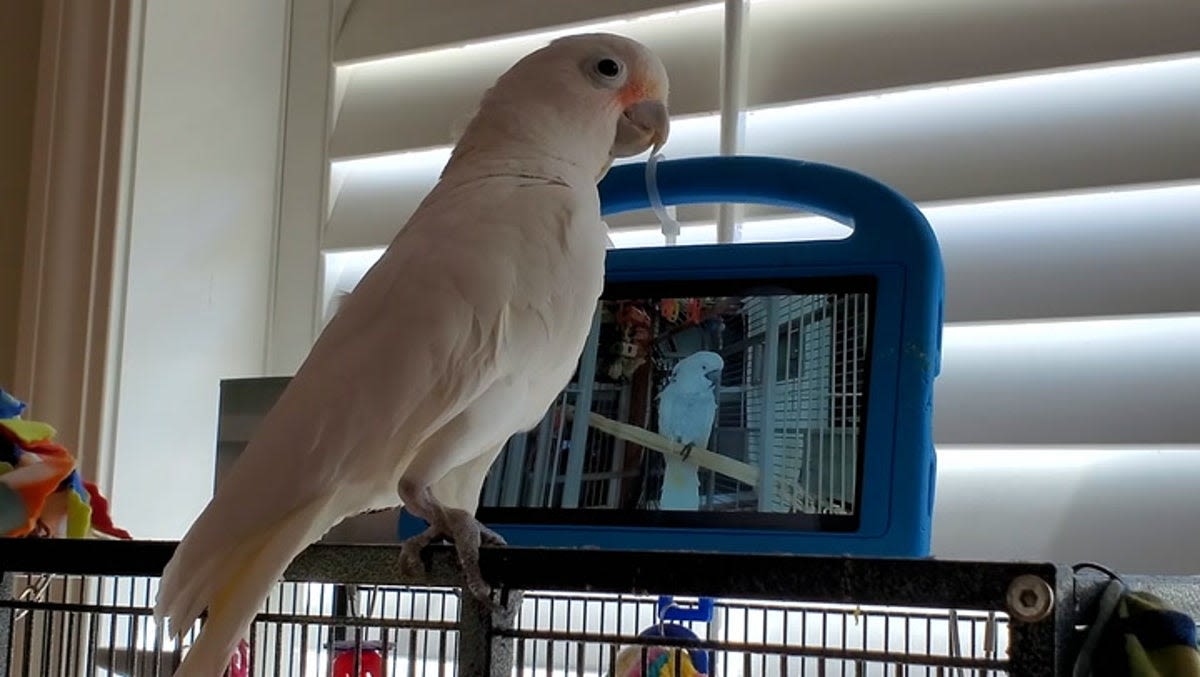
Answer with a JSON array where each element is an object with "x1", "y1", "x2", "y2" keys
[{"x1": 2, "y1": 539, "x2": 1194, "y2": 676}]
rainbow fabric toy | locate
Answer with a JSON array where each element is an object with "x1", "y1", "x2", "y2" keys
[
  {"x1": 0, "y1": 388, "x2": 129, "y2": 539},
  {"x1": 613, "y1": 645, "x2": 705, "y2": 677}
]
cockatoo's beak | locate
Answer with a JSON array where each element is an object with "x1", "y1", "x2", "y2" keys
[
  {"x1": 611, "y1": 99, "x2": 670, "y2": 158},
  {"x1": 705, "y1": 369, "x2": 721, "y2": 391}
]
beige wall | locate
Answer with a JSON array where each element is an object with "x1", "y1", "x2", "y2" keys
[{"x1": 0, "y1": 1, "x2": 44, "y2": 390}]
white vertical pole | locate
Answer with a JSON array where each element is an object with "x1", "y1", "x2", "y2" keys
[{"x1": 718, "y1": 0, "x2": 749, "y2": 244}]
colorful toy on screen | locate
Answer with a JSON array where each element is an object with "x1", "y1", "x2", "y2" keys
[
  {"x1": 608, "y1": 303, "x2": 654, "y2": 380},
  {"x1": 0, "y1": 388, "x2": 130, "y2": 540}
]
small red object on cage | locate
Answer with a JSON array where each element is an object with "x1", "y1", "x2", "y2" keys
[
  {"x1": 331, "y1": 640, "x2": 385, "y2": 676},
  {"x1": 226, "y1": 640, "x2": 249, "y2": 677}
]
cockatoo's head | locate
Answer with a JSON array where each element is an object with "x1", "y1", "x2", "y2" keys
[
  {"x1": 673, "y1": 351, "x2": 725, "y2": 389},
  {"x1": 449, "y1": 33, "x2": 670, "y2": 180}
]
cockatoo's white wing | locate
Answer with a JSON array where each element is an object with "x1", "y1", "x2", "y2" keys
[
  {"x1": 155, "y1": 176, "x2": 604, "y2": 676},
  {"x1": 657, "y1": 379, "x2": 683, "y2": 442},
  {"x1": 658, "y1": 378, "x2": 718, "y2": 446}
]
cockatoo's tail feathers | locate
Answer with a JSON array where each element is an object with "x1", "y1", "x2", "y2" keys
[{"x1": 155, "y1": 498, "x2": 338, "y2": 676}]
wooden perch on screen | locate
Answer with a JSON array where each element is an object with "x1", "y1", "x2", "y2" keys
[{"x1": 561, "y1": 404, "x2": 759, "y2": 488}]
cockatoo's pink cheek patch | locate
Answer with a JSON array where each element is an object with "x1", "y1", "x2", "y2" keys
[{"x1": 619, "y1": 81, "x2": 651, "y2": 107}]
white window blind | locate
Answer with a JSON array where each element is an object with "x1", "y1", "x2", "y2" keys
[{"x1": 279, "y1": 0, "x2": 1200, "y2": 571}]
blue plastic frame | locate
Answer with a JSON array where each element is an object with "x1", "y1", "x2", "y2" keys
[{"x1": 400, "y1": 155, "x2": 944, "y2": 558}]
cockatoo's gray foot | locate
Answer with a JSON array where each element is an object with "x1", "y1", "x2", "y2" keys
[
  {"x1": 679, "y1": 442, "x2": 695, "y2": 461},
  {"x1": 397, "y1": 483, "x2": 506, "y2": 607}
]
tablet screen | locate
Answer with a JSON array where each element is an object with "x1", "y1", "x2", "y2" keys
[{"x1": 477, "y1": 275, "x2": 876, "y2": 533}]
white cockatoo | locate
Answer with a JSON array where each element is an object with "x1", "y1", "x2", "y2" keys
[
  {"x1": 655, "y1": 351, "x2": 724, "y2": 510},
  {"x1": 154, "y1": 33, "x2": 669, "y2": 676}
]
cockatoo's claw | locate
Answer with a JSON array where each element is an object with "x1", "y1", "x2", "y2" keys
[
  {"x1": 397, "y1": 507, "x2": 508, "y2": 609},
  {"x1": 398, "y1": 526, "x2": 438, "y2": 579},
  {"x1": 680, "y1": 443, "x2": 695, "y2": 461},
  {"x1": 443, "y1": 509, "x2": 508, "y2": 610},
  {"x1": 478, "y1": 523, "x2": 507, "y2": 547}
]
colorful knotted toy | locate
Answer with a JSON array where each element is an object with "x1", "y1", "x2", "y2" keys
[
  {"x1": 0, "y1": 388, "x2": 130, "y2": 539},
  {"x1": 613, "y1": 600, "x2": 712, "y2": 677},
  {"x1": 613, "y1": 644, "x2": 704, "y2": 677},
  {"x1": 0, "y1": 391, "x2": 255, "y2": 668}
]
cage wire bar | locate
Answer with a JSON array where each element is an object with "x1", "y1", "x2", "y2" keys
[{"x1": 4, "y1": 539, "x2": 1194, "y2": 676}]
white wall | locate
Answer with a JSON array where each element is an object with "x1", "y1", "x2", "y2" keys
[
  {"x1": 110, "y1": 0, "x2": 289, "y2": 538},
  {"x1": 933, "y1": 447, "x2": 1200, "y2": 575}
]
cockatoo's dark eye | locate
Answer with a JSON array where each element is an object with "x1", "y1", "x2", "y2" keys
[{"x1": 595, "y1": 58, "x2": 622, "y2": 79}]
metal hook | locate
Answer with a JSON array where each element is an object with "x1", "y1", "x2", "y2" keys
[{"x1": 12, "y1": 573, "x2": 54, "y2": 623}]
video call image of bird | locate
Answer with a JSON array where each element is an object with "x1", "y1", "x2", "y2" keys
[
  {"x1": 594, "y1": 295, "x2": 742, "y2": 513},
  {"x1": 655, "y1": 351, "x2": 724, "y2": 511}
]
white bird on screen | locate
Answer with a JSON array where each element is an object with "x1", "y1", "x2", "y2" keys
[{"x1": 656, "y1": 351, "x2": 724, "y2": 510}]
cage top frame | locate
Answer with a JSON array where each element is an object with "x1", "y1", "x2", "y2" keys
[{"x1": 405, "y1": 154, "x2": 946, "y2": 558}]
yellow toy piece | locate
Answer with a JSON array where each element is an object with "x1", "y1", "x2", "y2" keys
[{"x1": 0, "y1": 418, "x2": 56, "y2": 445}]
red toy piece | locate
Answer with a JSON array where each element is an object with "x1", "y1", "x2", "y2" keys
[{"x1": 332, "y1": 640, "x2": 385, "y2": 676}]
